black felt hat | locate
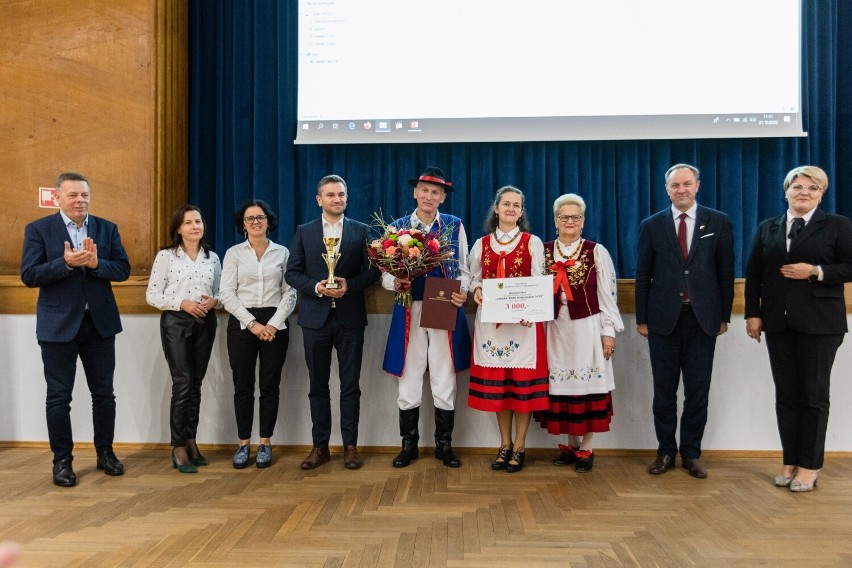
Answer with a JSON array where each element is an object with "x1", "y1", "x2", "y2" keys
[{"x1": 407, "y1": 166, "x2": 454, "y2": 192}]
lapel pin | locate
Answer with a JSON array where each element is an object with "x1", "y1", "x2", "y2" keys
[{"x1": 699, "y1": 225, "x2": 706, "y2": 230}]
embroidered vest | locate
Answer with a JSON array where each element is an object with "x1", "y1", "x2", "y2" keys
[
  {"x1": 544, "y1": 239, "x2": 600, "y2": 319},
  {"x1": 482, "y1": 232, "x2": 533, "y2": 278}
]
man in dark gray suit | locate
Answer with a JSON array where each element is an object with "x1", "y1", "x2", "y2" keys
[
  {"x1": 285, "y1": 175, "x2": 380, "y2": 470},
  {"x1": 635, "y1": 163, "x2": 734, "y2": 478},
  {"x1": 21, "y1": 172, "x2": 131, "y2": 487}
]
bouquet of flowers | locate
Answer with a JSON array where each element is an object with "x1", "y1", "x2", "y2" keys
[{"x1": 367, "y1": 212, "x2": 457, "y2": 306}]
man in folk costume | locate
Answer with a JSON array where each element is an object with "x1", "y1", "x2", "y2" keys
[{"x1": 382, "y1": 166, "x2": 472, "y2": 468}]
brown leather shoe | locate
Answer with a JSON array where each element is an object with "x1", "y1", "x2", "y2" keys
[
  {"x1": 343, "y1": 445, "x2": 363, "y2": 470},
  {"x1": 681, "y1": 457, "x2": 708, "y2": 479},
  {"x1": 300, "y1": 447, "x2": 330, "y2": 470},
  {"x1": 648, "y1": 454, "x2": 676, "y2": 475}
]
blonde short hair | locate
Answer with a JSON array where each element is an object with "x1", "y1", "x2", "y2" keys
[
  {"x1": 552, "y1": 193, "x2": 586, "y2": 216},
  {"x1": 783, "y1": 165, "x2": 829, "y2": 192}
]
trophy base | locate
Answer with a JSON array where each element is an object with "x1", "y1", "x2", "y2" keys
[{"x1": 325, "y1": 281, "x2": 339, "y2": 289}]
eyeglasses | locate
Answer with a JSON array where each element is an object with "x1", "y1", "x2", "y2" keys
[
  {"x1": 244, "y1": 215, "x2": 268, "y2": 223},
  {"x1": 788, "y1": 184, "x2": 821, "y2": 194},
  {"x1": 556, "y1": 214, "x2": 583, "y2": 223}
]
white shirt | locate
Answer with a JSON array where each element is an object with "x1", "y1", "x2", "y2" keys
[
  {"x1": 146, "y1": 246, "x2": 221, "y2": 312},
  {"x1": 671, "y1": 202, "x2": 698, "y2": 254},
  {"x1": 219, "y1": 240, "x2": 297, "y2": 330},
  {"x1": 381, "y1": 209, "x2": 471, "y2": 292}
]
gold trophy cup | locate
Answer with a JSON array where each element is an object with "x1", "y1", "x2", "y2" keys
[{"x1": 322, "y1": 237, "x2": 342, "y2": 289}]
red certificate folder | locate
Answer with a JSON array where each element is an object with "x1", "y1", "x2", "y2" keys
[{"x1": 419, "y1": 277, "x2": 461, "y2": 331}]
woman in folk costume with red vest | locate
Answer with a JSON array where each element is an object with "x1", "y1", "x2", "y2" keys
[
  {"x1": 534, "y1": 193, "x2": 624, "y2": 473},
  {"x1": 468, "y1": 186, "x2": 549, "y2": 473}
]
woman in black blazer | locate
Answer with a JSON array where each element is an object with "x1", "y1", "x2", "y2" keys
[{"x1": 745, "y1": 165, "x2": 852, "y2": 492}]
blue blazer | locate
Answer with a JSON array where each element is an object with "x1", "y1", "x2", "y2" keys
[
  {"x1": 744, "y1": 209, "x2": 852, "y2": 334},
  {"x1": 21, "y1": 213, "x2": 131, "y2": 342},
  {"x1": 635, "y1": 205, "x2": 735, "y2": 336},
  {"x1": 285, "y1": 217, "x2": 380, "y2": 330}
]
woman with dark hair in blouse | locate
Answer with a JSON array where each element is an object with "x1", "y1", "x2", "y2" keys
[
  {"x1": 220, "y1": 200, "x2": 296, "y2": 469},
  {"x1": 147, "y1": 205, "x2": 221, "y2": 473},
  {"x1": 468, "y1": 186, "x2": 549, "y2": 473}
]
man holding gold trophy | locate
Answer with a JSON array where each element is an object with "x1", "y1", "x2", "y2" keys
[{"x1": 286, "y1": 175, "x2": 380, "y2": 470}]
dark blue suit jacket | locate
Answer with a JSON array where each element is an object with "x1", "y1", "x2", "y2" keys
[
  {"x1": 635, "y1": 205, "x2": 735, "y2": 336},
  {"x1": 285, "y1": 217, "x2": 380, "y2": 330},
  {"x1": 744, "y1": 209, "x2": 852, "y2": 334},
  {"x1": 21, "y1": 213, "x2": 131, "y2": 342}
]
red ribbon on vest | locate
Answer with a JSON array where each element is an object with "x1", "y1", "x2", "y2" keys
[
  {"x1": 497, "y1": 251, "x2": 507, "y2": 278},
  {"x1": 551, "y1": 260, "x2": 575, "y2": 301}
]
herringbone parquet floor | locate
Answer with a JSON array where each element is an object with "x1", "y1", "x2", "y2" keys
[{"x1": 1, "y1": 447, "x2": 851, "y2": 567}]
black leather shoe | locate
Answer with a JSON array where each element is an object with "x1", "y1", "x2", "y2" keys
[
  {"x1": 53, "y1": 459, "x2": 77, "y2": 487},
  {"x1": 96, "y1": 450, "x2": 125, "y2": 476}
]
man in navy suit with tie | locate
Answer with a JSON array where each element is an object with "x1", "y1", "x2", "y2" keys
[
  {"x1": 635, "y1": 164, "x2": 734, "y2": 478},
  {"x1": 286, "y1": 175, "x2": 380, "y2": 470},
  {"x1": 21, "y1": 172, "x2": 131, "y2": 487}
]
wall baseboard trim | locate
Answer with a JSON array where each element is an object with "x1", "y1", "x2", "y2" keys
[{"x1": 3, "y1": 441, "x2": 849, "y2": 459}]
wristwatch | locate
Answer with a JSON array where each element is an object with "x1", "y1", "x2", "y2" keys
[
  {"x1": 247, "y1": 320, "x2": 257, "y2": 330},
  {"x1": 808, "y1": 265, "x2": 820, "y2": 282}
]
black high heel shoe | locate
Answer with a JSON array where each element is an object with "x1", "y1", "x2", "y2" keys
[
  {"x1": 505, "y1": 449, "x2": 526, "y2": 473},
  {"x1": 172, "y1": 449, "x2": 197, "y2": 474},
  {"x1": 491, "y1": 445, "x2": 513, "y2": 471}
]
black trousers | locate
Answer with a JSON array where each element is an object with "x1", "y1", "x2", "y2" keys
[
  {"x1": 226, "y1": 308, "x2": 289, "y2": 440},
  {"x1": 648, "y1": 306, "x2": 717, "y2": 459},
  {"x1": 39, "y1": 311, "x2": 116, "y2": 463},
  {"x1": 765, "y1": 329, "x2": 843, "y2": 470},
  {"x1": 302, "y1": 309, "x2": 365, "y2": 448},
  {"x1": 160, "y1": 310, "x2": 217, "y2": 446}
]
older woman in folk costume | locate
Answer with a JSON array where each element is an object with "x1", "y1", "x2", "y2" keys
[
  {"x1": 468, "y1": 186, "x2": 549, "y2": 473},
  {"x1": 382, "y1": 167, "x2": 472, "y2": 469},
  {"x1": 534, "y1": 194, "x2": 624, "y2": 472}
]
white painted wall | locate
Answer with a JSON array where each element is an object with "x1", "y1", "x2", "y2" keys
[{"x1": 2, "y1": 313, "x2": 850, "y2": 451}]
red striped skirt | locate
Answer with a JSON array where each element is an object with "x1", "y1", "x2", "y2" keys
[
  {"x1": 534, "y1": 392, "x2": 613, "y2": 436},
  {"x1": 467, "y1": 323, "x2": 550, "y2": 413}
]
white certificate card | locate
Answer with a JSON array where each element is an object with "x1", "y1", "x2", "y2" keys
[{"x1": 480, "y1": 275, "x2": 554, "y2": 323}]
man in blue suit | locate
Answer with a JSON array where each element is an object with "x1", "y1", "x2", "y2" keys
[
  {"x1": 635, "y1": 164, "x2": 734, "y2": 478},
  {"x1": 21, "y1": 172, "x2": 131, "y2": 487},
  {"x1": 286, "y1": 175, "x2": 380, "y2": 470}
]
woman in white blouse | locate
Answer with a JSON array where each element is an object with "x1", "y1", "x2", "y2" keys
[
  {"x1": 220, "y1": 200, "x2": 296, "y2": 469},
  {"x1": 533, "y1": 194, "x2": 624, "y2": 473},
  {"x1": 146, "y1": 205, "x2": 221, "y2": 473}
]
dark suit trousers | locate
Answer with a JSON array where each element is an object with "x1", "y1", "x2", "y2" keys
[
  {"x1": 226, "y1": 309, "x2": 289, "y2": 440},
  {"x1": 765, "y1": 329, "x2": 842, "y2": 470},
  {"x1": 160, "y1": 311, "x2": 217, "y2": 446},
  {"x1": 648, "y1": 306, "x2": 717, "y2": 459},
  {"x1": 39, "y1": 311, "x2": 116, "y2": 463},
  {"x1": 302, "y1": 309, "x2": 365, "y2": 448}
]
